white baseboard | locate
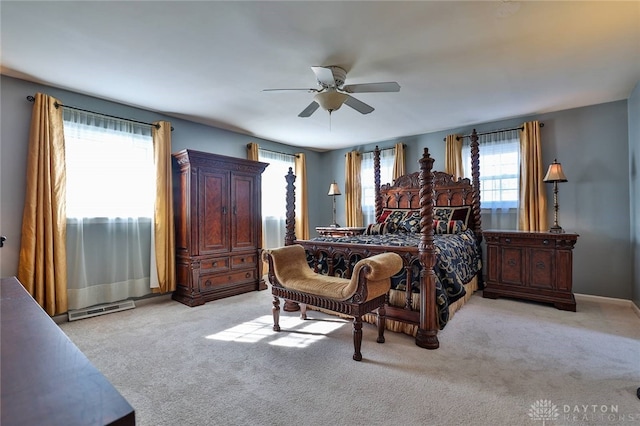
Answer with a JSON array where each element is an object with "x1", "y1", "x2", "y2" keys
[{"x1": 575, "y1": 293, "x2": 640, "y2": 319}]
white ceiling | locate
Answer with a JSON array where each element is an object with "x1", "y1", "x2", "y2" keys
[{"x1": 2, "y1": 1, "x2": 639, "y2": 151}]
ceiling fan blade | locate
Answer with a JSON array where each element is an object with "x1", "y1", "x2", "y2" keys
[
  {"x1": 342, "y1": 82, "x2": 401, "y2": 93},
  {"x1": 298, "y1": 101, "x2": 320, "y2": 118},
  {"x1": 262, "y1": 88, "x2": 318, "y2": 93},
  {"x1": 344, "y1": 95, "x2": 374, "y2": 115},
  {"x1": 311, "y1": 66, "x2": 336, "y2": 87}
]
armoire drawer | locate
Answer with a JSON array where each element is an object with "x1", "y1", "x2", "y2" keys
[
  {"x1": 231, "y1": 253, "x2": 257, "y2": 269},
  {"x1": 199, "y1": 269, "x2": 257, "y2": 291},
  {"x1": 200, "y1": 257, "x2": 229, "y2": 274}
]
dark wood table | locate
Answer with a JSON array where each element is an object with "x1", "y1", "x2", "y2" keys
[{"x1": 1, "y1": 276, "x2": 135, "y2": 425}]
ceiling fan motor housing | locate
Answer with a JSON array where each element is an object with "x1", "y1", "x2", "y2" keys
[{"x1": 319, "y1": 66, "x2": 346, "y2": 88}]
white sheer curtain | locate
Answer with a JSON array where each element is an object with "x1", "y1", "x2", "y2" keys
[
  {"x1": 63, "y1": 109, "x2": 156, "y2": 310},
  {"x1": 463, "y1": 129, "x2": 521, "y2": 230},
  {"x1": 258, "y1": 149, "x2": 295, "y2": 248},
  {"x1": 361, "y1": 148, "x2": 395, "y2": 225}
]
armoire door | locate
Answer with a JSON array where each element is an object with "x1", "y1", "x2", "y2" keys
[
  {"x1": 230, "y1": 173, "x2": 257, "y2": 251},
  {"x1": 198, "y1": 169, "x2": 229, "y2": 255}
]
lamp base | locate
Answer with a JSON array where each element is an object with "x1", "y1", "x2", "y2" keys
[{"x1": 549, "y1": 225, "x2": 564, "y2": 233}]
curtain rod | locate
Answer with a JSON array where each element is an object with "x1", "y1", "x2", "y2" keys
[
  {"x1": 250, "y1": 144, "x2": 299, "y2": 158},
  {"x1": 27, "y1": 95, "x2": 174, "y2": 131},
  {"x1": 344, "y1": 145, "x2": 397, "y2": 157},
  {"x1": 442, "y1": 123, "x2": 544, "y2": 141}
]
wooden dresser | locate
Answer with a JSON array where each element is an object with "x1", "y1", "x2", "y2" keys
[
  {"x1": 172, "y1": 149, "x2": 268, "y2": 307},
  {"x1": 1, "y1": 277, "x2": 135, "y2": 425},
  {"x1": 483, "y1": 230, "x2": 579, "y2": 311}
]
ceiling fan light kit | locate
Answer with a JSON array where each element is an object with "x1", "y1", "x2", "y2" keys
[
  {"x1": 263, "y1": 65, "x2": 400, "y2": 118},
  {"x1": 314, "y1": 91, "x2": 348, "y2": 112}
]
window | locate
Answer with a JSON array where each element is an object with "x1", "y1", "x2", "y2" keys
[
  {"x1": 361, "y1": 148, "x2": 395, "y2": 225},
  {"x1": 64, "y1": 110, "x2": 155, "y2": 218},
  {"x1": 63, "y1": 109, "x2": 155, "y2": 310},
  {"x1": 462, "y1": 129, "x2": 521, "y2": 230},
  {"x1": 258, "y1": 149, "x2": 295, "y2": 248},
  {"x1": 462, "y1": 131, "x2": 520, "y2": 210}
]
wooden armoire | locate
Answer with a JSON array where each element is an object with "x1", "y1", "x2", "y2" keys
[{"x1": 172, "y1": 149, "x2": 268, "y2": 307}]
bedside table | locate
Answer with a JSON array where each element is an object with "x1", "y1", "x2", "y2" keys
[
  {"x1": 315, "y1": 226, "x2": 366, "y2": 237},
  {"x1": 483, "y1": 230, "x2": 579, "y2": 311}
]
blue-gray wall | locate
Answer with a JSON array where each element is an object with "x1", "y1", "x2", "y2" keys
[
  {"x1": 0, "y1": 75, "x2": 328, "y2": 279},
  {"x1": 324, "y1": 102, "x2": 633, "y2": 301},
  {"x1": 1, "y1": 75, "x2": 636, "y2": 302},
  {"x1": 629, "y1": 82, "x2": 640, "y2": 309}
]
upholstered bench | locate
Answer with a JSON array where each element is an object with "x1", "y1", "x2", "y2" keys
[{"x1": 263, "y1": 244, "x2": 403, "y2": 361}]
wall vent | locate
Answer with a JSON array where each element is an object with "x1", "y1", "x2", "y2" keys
[{"x1": 67, "y1": 300, "x2": 136, "y2": 321}]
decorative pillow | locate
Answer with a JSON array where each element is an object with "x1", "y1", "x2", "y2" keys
[
  {"x1": 398, "y1": 210, "x2": 421, "y2": 233},
  {"x1": 364, "y1": 221, "x2": 398, "y2": 235},
  {"x1": 378, "y1": 209, "x2": 409, "y2": 227},
  {"x1": 377, "y1": 209, "x2": 393, "y2": 223},
  {"x1": 432, "y1": 206, "x2": 472, "y2": 227},
  {"x1": 434, "y1": 219, "x2": 467, "y2": 234}
]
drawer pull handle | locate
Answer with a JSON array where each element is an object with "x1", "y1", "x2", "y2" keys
[
  {"x1": 240, "y1": 258, "x2": 245, "y2": 263},
  {"x1": 536, "y1": 261, "x2": 546, "y2": 270},
  {"x1": 212, "y1": 262, "x2": 217, "y2": 267},
  {"x1": 505, "y1": 238, "x2": 511, "y2": 243},
  {"x1": 507, "y1": 259, "x2": 516, "y2": 266},
  {"x1": 543, "y1": 240, "x2": 549, "y2": 245},
  {"x1": 205, "y1": 280, "x2": 211, "y2": 286},
  {"x1": 245, "y1": 272, "x2": 251, "y2": 278}
]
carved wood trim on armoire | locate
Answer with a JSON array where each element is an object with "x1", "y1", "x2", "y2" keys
[{"x1": 172, "y1": 149, "x2": 268, "y2": 307}]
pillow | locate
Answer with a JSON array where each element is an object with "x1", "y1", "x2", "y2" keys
[
  {"x1": 398, "y1": 210, "x2": 421, "y2": 233},
  {"x1": 364, "y1": 221, "x2": 398, "y2": 235},
  {"x1": 378, "y1": 209, "x2": 409, "y2": 227},
  {"x1": 376, "y1": 209, "x2": 393, "y2": 223},
  {"x1": 432, "y1": 206, "x2": 472, "y2": 227},
  {"x1": 434, "y1": 220, "x2": 467, "y2": 234}
]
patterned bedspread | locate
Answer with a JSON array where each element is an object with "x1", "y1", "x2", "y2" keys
[{"x1": 308, "y1": 228, "x2": 481, "y2": 328}]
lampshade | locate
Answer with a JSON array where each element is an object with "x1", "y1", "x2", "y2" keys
[
  {"x1": 543, "y1": 159, "x2": 568, "y2": 183},
  {"x1": 327, "y1": 182, "x2": 341, "y2": 196},
  {"x1": 315, "y1": 91, "x2": 348, "y2": 112}
]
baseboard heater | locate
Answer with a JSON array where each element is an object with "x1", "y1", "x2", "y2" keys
[{"x1": 68, "y1": 300, "x2": 136, "y2": 321}]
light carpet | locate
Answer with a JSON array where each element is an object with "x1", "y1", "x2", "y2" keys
[{"x1": 59, "y1": 290, "x2": 640, "y2": 426}]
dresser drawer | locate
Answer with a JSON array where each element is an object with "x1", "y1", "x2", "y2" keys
[
  {"x1": 199, "y1": 269, "x2": 257, "y2": 291},
  {"x1": 200, "y1": 257, "x2": 229, "y2": 274},
  {"x1": 497, "y1": 236, "x2": 554, "y2": 247},
  {"x1": 231, "y1": 253, "x2": 257, "y2": 269}
]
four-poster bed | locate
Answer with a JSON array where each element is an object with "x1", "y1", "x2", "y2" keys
[{"x1": 279, "y1": 130, "x2": 483, "y2": 349}]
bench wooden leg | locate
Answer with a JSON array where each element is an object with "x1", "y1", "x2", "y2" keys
[
  {"x1": 352, "y1": 316, "x2": 363, "y2": 361},
  {"x1": 376, "y1": 305, "x2": 386, "y2": 344},
  {"x1": 272, "y1": 296, "x2": 281, "y2": 332},
  {"x1": 300, "y1": 303, "x2": 307, "y2": 320}
]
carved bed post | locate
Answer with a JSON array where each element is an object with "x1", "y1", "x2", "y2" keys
[
  {"x1": 470, "y1": 130, "x2": 484, "y2": 289},
  {"x1": 283, "y1": 167, "x2": 301, "y2": 312},
  {"x1": 470, "y1": 129, "x2": 482, "y2": 242},
  {"x1": 284, "y1": 167, "x2": 297, "y2": 246},
  {"x1": 416, "y1": 147, "x2": 439, "y2": 349},
  {"x1": 374, "y1": 146, "x2": 382, "y2": 222}
]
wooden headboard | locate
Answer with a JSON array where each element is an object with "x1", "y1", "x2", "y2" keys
[{"x1": 376, "y1": 169, "x2": 482, "y2": 240}]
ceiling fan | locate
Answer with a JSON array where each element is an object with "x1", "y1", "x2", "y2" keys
[{"x1": 263, "y1": 66, "x2": 400, "y2": 117}]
